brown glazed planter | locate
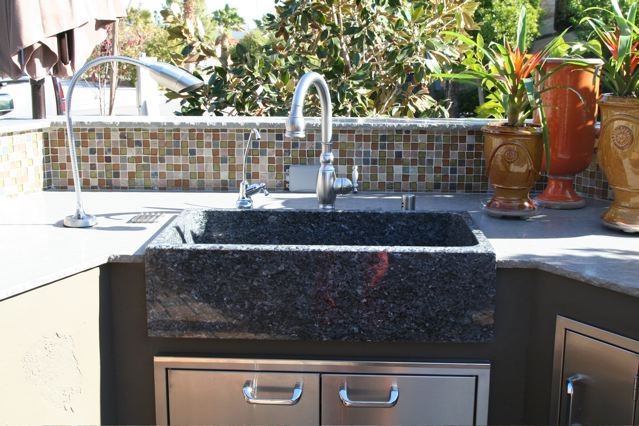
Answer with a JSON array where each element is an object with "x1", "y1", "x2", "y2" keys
[
  {"x1": 482, "y1": 124, "x2": 543, "y2": 218},
  {"x1": 598, "y1": 95, "x2": 639, "y2": 233},
  {"x1": 535, "y1": 58, "x2": 603, "y2": 209}
]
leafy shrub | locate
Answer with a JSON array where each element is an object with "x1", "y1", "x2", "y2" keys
[
  {"x1": 555, "y1": 0, "x2": 634, "y2": 38},
  {"x1": 476, "y1": 0, "x2": 543, "y2": 47},
  {"x1": 88, "y1": 7, "x2": 178, "y2": 85},
  {"x1": 169, "y1": 0, "x2": 480, "y2": 117}
]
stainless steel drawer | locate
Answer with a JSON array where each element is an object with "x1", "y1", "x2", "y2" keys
[
  {"x1": 155, "y1": 358, "x2": 490, "y2": 425},
  {"x1": 321, "y1": 374, "x2": 477, "y2": 425},
  {"x1": 166, "y1": 370, "x2": 319, "y2": 425},
  {"x1": 560, "y1": 331, "x2": 638, "y2": 425},
  {"x1": 551, "y1": 316, "x2": 639, "y2": 426}
]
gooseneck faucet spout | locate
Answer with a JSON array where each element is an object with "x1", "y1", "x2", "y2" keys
[
  {"x1": 62, "y1": 55, "x2": 203, "y2": 228},
  {"x1": 285, "y1": 72, "x2": 354, "y2": 210}
]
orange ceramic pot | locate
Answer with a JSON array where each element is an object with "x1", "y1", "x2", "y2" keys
[
  {"x1": 535, "y1": 58, "x2": 603, "y2": 209},
  {"x1": 482, "y1": 124, "x2": 543, "y2": 218},
  {"x1": 598, "y1": 95, "x2": 639, "y2": 233}
]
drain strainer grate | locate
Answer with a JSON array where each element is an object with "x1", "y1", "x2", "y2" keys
[{"x1": 128, "y1": 212, "x2": 162, "y2": 223}]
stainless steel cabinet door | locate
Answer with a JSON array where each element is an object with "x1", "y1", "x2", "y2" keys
[
  {"x1": 321, "y1": 374, "x2": 477, "y2": 425},
  {"x1": 167, "y1": 370, "x2": 319, "y2": 425},
  {"x1": 559, "y1": 330, "x2": 639, "y2": 426}
]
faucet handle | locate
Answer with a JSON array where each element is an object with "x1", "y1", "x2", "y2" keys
[
  {"x1": 245, "y1": 182, "x2": 269, "y2": 197},
  {"x1": 352, "y1": 165, "x2": 359, "y2": 194},
  {"x1": 334, "y1": 177, "x2": 354, "y2": 195}
]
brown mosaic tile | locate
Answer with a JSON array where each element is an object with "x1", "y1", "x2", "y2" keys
[
  {"x1": 0, "y1": 121, "x2": 614, "y2": 200},
  {"x1": 0, "y1": 129, "x2": 47, "y2": 197},
  {"x1": 574, "y1": 152, "x2": 613, "y2": 200}
]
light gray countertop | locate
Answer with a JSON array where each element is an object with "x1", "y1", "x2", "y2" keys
[
  {"x1": 0, "y1": 191, "x2": 637, "y2": 301},
  {"x1": 0, "y1": 116, "x2": 498, "y2": 134}
]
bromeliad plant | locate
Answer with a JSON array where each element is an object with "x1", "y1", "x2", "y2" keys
[
  {"x1": 582, "y1": 0, "x2": 639, "y2": 97},
  {"x1": 438, "y1": 6, "x2": 567, "y2": 167}
]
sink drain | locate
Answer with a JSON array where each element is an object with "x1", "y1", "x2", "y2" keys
[{"x1": 128, "y1": 212, "x2": 162, "y2": 223}]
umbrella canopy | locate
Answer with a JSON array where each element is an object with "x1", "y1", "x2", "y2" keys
[{"x1": 0, "y1": 0, "x2": 126, "y2": 80}]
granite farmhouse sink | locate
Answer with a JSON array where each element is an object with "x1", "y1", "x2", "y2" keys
[{"x1": 145, "y1": 209, "x2": 496, "y2": 343}]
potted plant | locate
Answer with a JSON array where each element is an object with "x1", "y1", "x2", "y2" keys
[
  {"x1": 441, "y1": 6, "x2": 565, "y2": 217},
  {"x1": 583, "y1": 0, "x2": 639, "y2": 232},
  {"x1": 534, "y1": 48, "x2": 603, "y2": 210}
]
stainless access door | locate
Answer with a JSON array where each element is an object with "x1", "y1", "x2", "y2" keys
[
  {"x1": 167, "y1": 370, "x2": 319, "y2": 425},
  {"x1": 321, "y1": 374, "x2": 477, "y2": 425},
  {"x1": 558, "y1": 330, "x2": 639, "y2": 426}
]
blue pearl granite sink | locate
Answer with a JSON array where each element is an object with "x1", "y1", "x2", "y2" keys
[{"x1": 145, "y1": 209, "x2": 496, "y2": 342}]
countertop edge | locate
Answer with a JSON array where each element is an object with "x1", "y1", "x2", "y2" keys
[
  {"x1": 44, "y1": 116, "x2": 499, "y2": 131},
  {"x1": 497, "y1": 258, "x2": 639, "y2": 298},
  {"x1": 0, "y1": 256, "x2": 109, "y2": 301}
]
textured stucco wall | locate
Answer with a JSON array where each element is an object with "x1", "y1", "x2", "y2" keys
[{"x1": 0, "y1": 268, "x2": 102, "y2": 424}]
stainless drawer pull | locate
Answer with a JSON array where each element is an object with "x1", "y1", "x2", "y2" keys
[
  {"x1": 242, "y1": 380, "x2": 303, "y2": 406},
  {"x1": 565, "y1": 374, "x2": 584, "y2": 426},
  {"x1": 339, "y1": 384, "x2": 399, "y2": 408}
]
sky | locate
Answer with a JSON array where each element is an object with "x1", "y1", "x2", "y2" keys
[{"x1": 129, "y1": 0, "x2": 277, "y2": 30}]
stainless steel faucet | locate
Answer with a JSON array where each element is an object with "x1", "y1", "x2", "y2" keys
[
  {"x1": 285, "y1": 72, "x2": 356, "y2": 210},
  {"x1": 236, "y1": 129, "x2": 268, "y2": 209}
]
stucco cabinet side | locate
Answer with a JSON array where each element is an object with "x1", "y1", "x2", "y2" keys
[{"x1": 0, "y1": 268, "x2": 104, "y2": 424}]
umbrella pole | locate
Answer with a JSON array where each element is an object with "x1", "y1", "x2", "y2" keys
[
  {"x1": 108, "y1": 20, "x2": 119, "y2": 115},
  {"x1": 30, "y1": 78, "x2": 46, "y2": 119}
]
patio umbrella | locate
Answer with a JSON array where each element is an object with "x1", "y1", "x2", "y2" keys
[{"x1": 0, "y1": 0, "x2": 126, "y2": 80}]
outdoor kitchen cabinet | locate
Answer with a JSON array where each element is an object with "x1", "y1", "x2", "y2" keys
[
  {"x1": 551, "y1": 316, "x2": 639, "y2": 426},
  {"x1": 154, "y1": 357, "x2": 490, "y2": 425}
]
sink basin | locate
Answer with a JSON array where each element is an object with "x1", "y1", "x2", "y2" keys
[{"x1": 146, "y1": 209, "x2": 496, "y2": 342}]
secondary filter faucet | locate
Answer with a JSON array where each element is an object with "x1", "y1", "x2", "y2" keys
[
  {"x1": 236, "y1": 129, "x2": 268, "y2": 209},
  {"x1": 285, "y1": 72, "x2": 355, "y2": 210}
]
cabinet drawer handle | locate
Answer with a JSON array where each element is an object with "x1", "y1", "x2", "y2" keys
[
  {"x1": 242, "y1": 380, "x2": 303, "y2": 406},
  {"x1": 339, "y1": 384, "x2": 399, "y2": 408}
]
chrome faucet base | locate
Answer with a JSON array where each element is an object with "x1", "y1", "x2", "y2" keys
[
  {"x1": 235, "y1": 198, "x2": 254, "y2": 209},
  {"x1": 318, "y1": 204, "x2": 335, "y2": 210},
  {"x1": 64, "y1": 212, "x2": 97, "y2": 228}
]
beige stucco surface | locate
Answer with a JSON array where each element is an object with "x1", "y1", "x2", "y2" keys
[{"x1": 0, "y1": 268, "x2": 102, "y2": 424}]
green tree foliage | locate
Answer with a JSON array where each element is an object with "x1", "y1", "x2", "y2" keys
[
  {"x1": 476, "y1": 0, "x2": 543, "y2": 47},
  {"x1": 233, "y1": 29, "x2": 272, "y2": 61},
  {"x1": 159, "y1": 0, "x2": 218, "y2": 67},
  {"x1": 212, "y1": 4, "x2": 245, "y2": 31},
  {"x1": 89, "y1": 7, "x2": 174, "y2": 84},
  {"x1": 169, "y1": 0, "x2": 480, "y2": 117},
  {"x1": 555, "y1": 0, "x2": 634, "y2": 38},
  {"x1": 212, "y1": 4, "x2": 245, "y2": 67}
]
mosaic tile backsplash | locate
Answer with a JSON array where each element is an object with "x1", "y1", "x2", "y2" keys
[
  {"x1": 0, "y1": 129, "x2": 47, "y2": 197},
  {"x1": 574, "y1": 153, "x2": 613, "y2": 200},
  {"x1": 0, "y1": 117, "x2": 612, "y2": 199},
  {"x1": 44, "y1": 124, "x2": 490, "y2": 193}
]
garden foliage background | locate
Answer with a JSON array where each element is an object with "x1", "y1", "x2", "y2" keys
[{"x1": 90, "y1": 0, "x2": 618, "y2": 118}]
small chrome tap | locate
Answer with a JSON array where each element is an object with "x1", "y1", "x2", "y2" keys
[
  {"x1": 285, "y1": 72, "x2": 356, "y2": 210},
  {"x1": 236, "y1": 129, "x2": 268, "y2": 209}
]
